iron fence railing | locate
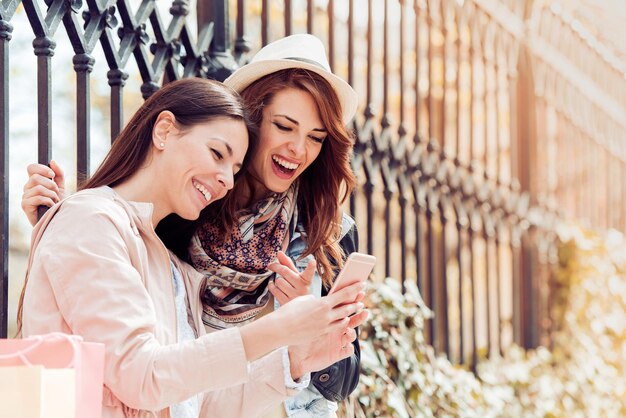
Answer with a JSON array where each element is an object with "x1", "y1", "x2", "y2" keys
[{"x1": 2, "y1": 0, "x2": 624, "y2": 369}]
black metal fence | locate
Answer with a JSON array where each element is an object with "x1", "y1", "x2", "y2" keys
[{"x1": 2, "y1": 0, "x2": 625, "y2": 368}]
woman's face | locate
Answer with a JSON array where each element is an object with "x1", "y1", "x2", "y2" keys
[
  {"x1": 249, "y1": 87, "x2": 327, "y2": 195},
  {"x1": 162, "y1": 116, "x2": 248, "y2": 220}
]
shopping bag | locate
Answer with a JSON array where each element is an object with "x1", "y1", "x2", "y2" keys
[
  {"x1": 0, "y1": 333, "x2": 105, "y2": 418},
  {"x1": 0, "y1": 365, "x2": 75, "y2": 418}
]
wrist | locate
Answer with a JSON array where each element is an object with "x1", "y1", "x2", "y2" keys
[
  {"x1": 287, "y1": 346, "x2": 306, "y2": 379},
  {"x1": 240, "y1": 314, "x2": 289, "y2": 361}
]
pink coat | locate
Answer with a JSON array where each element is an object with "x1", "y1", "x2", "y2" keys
[{"x1": 21, "y1": 187, "x2": 297, "y2": 418}]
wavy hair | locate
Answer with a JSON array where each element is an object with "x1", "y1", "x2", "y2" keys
[{"x1": 208, "y1": 69, "x2": 357, "y2": 288}]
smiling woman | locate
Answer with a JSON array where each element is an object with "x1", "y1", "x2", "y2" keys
[{"x1": 134, "y1": 114, "x2": 248, "y2": 221}]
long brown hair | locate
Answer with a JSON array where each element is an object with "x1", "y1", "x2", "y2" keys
[
  {"x1": 82, "y1": 78, "x2": 252, "y2": 190},
  {"x1": 208, "y1": 69, "x2": 357, "y2": 288},
  {"x1": 16, "y1": 77, "x2": 253, "y2": 335}
]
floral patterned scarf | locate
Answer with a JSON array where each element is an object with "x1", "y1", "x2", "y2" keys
[{"x1": 189, "y1": 183, "x2": 298, "y2": 330}]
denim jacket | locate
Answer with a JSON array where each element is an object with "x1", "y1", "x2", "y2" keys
[{"x1": 279, "y1": 213, "x2": 361, "y2": 417}]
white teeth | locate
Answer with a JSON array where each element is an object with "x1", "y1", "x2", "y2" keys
[
  {"x1": 272, "y1": 156, "x2": 299, "y2": 170},
  {"x1": 193, "y1": 181, "x2": 212, "y2": 202}
]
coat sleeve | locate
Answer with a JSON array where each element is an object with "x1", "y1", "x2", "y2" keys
[
  {"x1": 29, "y1": 198, "x2": 288, "y2": 412},
  {"x1": 311, "y1": 219, "x2": 362, "y2": 401}
]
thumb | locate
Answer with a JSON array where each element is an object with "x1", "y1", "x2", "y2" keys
[{"x1": 49, "y1": 160, "x2": 66, "y2": 189}]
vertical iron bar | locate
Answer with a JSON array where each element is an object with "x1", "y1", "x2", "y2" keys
[
  {"x1": 349, "y1": 187, "x2": 356, "y2": 220},
  {"x1": 74, "y1": 54, "x2": 95, "y2": 186},
  {"x1": 440, "y1": 203, "x2": 450, "y2": 358},
  {"x1": 399, "y1": 0, "x2": 405, "y2": 127},
  {"x1": 511, "y1": 223, "x2": 522, "y2": 346},
  {"x1": 366, "y1": 0, "x2": 373, "y2": 108},
  {"x1": 427, "y1": 2, "x2": 434, "y2": 140},
  {"x1": 456, "y1": 215, "x2": 464, "y2": 363},
  {"x1": 307, "y1": 0, "x2": 314, "y2": 33},
  {"x1": 234, "y1": 0, "x2": 252, "y2": 61},
  {"x1": 493, "y1": 54, "x2": 503, "y2": 356},
  {"x1": 327, "y1": 0, "x2": 333, "y2": 71},
  {"x1": 108, "y1": 69, "x2": 128, "y2": 143},
  {"x1": 469, "y1": 224, "x2": 478, "y2": 369},
  {"x1": 496, "y1": 228, "x2": 503, "y2": 355},
  {"x1": 400, "y1": 194, "x2": 407, "y2": 291},
  {"x1": 348, "y1": 0, "x2": 354, "y2": 86},
  {"x1": 284, "y1": 0, "x2": 292, "y2": 36},
  {"x1": 382, "y1": 0, "x2": 391, "y2": 278},
  {"x1": 347, "y1": 0, "x2": 355, "y2": 218},
  {"x1": 261, "y1": 0, "x2": 269, "y2": 45},
  {"x1": 384, "y1": 190, "x2": 391, "y2": 278},
  {"x1": 416, "y1": 199, "x2": 425, "y2": 295},
  {"x1": 455, "y1": 16, "x2": 462, "y2": 158},
  {"x1": 365, "y1": 181, "x2": 374, "y2": 256},
  {"x1": 439, "y1": 1, "x2": 446, "y2": 149},
  {"x1": 484, "y1": 228, "x2": 492, "y2": 358},
  {"x1": 0, "y1": 19, "x2": 12, "y2": 338},
  {"x1": 199, "y1": 0, "x2": 238, "y2": 82},
  {"x1": 383, "y1": 0, "x2": 389, "y2": 116},
  {"x1": 426, "y1": 199, "x2": 436, "y2": 347},
  {"x1": 522, "y1": 230, "x2": 535, "y2": 348},
  {"x1": 237, "y1": 0, "x2": 245, "y2": 40},
  {"x1": 399, "y1": 0, "x2": 406, "y2": 289},
  {"x1": 34, "y1": 36, "x2": 56, "y2": 220},
  {"x1": 414, "y1": 0, "x2": 420, "y2": 137},
  {"x1": 469, "y1": 30, "x2": 475, "y2": 160}
]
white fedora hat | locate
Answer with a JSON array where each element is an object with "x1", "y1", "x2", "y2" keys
[{"x1": 224, "y1": 34, "x2": 358, "y2": 126}]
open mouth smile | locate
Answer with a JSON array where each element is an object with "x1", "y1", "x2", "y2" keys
[{"x1": 272, "y1": 155, "x2": 301, "y2": 178}]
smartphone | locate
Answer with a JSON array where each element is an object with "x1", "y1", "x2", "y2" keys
[{"x1": 328, "y1": 252, "x2": 376, "y2": 295}]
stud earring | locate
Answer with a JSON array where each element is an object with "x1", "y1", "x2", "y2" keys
[{"x1": 159, "y1": 142, "x2": 165, "y2": 148}]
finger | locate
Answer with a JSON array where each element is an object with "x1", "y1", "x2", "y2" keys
[
  {"x1": 347, "y1": 310, "x2": 369, "y2": 329},
  {"x1": 267, "y1": 263, "x2": 300, "y2": 286},
  {"x1": 23, "y1": 173, "x2": 60, "y2": 194},
  {"x1": 21, "y1": 196, "x2": 56, "y2": 210},
  {"x1": 354, "y1": 292, "x2": 366, "y2": 303},
  {"x1": 273, "y1": 276, "x2": 297, "y2": 296},
  {"x1": 49, "y1": 160, "x2": 66, "y2": 189},
  {"x1": 298, "y1": 258, "x2": 316, "y2": 285},
  {"x1": 276, "y1": 251, "x2": 298, "y2": 271},
  {"x1": 340, "y1": 344, "x2": 355, "y2": 358},
  {"x1": 26, "y1": 163, "x2": 55, "y2": 178},
  {"x1": 23, "y1": 183, "x2": 61, "y2": 203},
  {"x1": 325, "y1": 281, "x2": 366, "y2": 307},
  {"x1": 328, "y1": 300, "x2": 365, "y2": 326},
  {"x1": 327, "y1": 316, "x2": 350, "y2": 334},
  {"x1": 342, "y1": 328, "x2": 357, "y2": 344},
  {"x1": 268, "y1": 282, "x2": 289, "y2": 306}
]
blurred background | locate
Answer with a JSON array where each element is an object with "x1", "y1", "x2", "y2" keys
[{"x1": 1, "y1": 0, "x2": 624, "y2": 416}]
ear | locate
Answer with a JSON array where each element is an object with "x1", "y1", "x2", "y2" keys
[{"x1": 152, "y1": 111, "x2": 177, "y2": 150}]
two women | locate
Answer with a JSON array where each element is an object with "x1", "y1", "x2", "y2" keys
[
  {"x1": 21, "y1": 34, "x2": 366, "y2": 417},
  {"x1": 18, "y1": 78, "x2": 365, "y2": 418}
]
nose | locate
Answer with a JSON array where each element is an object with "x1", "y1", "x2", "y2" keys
[
  {"x1": 287, "y1": 135, "x2": 306, "y2": 158},
  {"x1": 216, "y1": 168, "x2": 234, "y2": 191}
]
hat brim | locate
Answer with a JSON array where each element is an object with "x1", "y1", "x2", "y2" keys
[{"x1": 224, "y1": 59, "x2": 358, "y2": 126}]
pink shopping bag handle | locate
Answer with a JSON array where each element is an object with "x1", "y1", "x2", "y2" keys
[{"x1": 0, "y1": 332, "x2": 81, "y2": 368}]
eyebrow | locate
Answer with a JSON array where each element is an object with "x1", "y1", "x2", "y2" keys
[
  {"x1": 274, "y1": 114, "x2": 327, "y2": 133},
  {"x1": 209, "y1": 137, "x2": 244, "y2": 168}
]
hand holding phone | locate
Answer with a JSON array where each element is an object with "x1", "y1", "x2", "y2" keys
[{"x1": 328, "y1": 252, "x2": 376, "y2": 295}]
